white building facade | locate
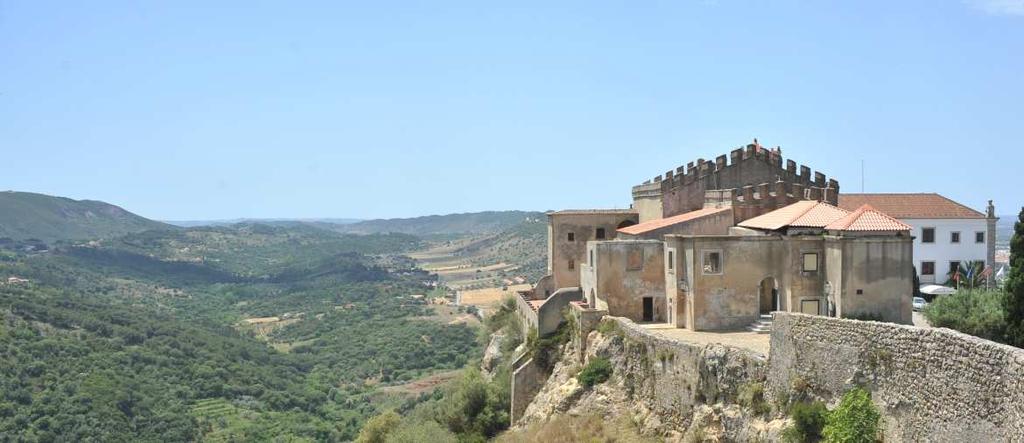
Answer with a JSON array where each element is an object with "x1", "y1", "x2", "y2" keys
[{"x1": 839, "y1": 194, "x2": 997, "y2": 286}]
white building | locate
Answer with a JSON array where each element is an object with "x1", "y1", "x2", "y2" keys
[{"x1": 839, "y1": 193, "x2": 997, "y2": 286}]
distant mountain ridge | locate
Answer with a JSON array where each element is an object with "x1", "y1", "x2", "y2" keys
[
  {"x1": 0, "y1": 191, "x2": 175, "y2": 242},
  {"x1": 333, "y1": 211, "x2": 545, "y2": 236},
  {"x1": 164, "y1": 218, "x2": 363, "y2": 228}
]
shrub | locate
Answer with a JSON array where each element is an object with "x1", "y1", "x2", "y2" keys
[
  {"x1": 822, "y1": 388, "x2": 880, "y2": 443},
  {"x1": 782, "y1": 401, "x2": 827, "y2": 442},
  {"x1": 577, "y1": 357, "x2": 613, "y2": 388},
  {"x1": 924, "y1": 289, "x2": 1007, "y2": 343},
  {"x1": 596, "y1": 319, "x2": 621, "y2": 336},
  {"x1": 844, "y1": 312, "x2": 883, "y2": 322},
  {"x1": 737, "y1": 382, "x2": 770, "y2": 415},
  {"x1": 356, "y1": 410, "x2": 402, "y2": 443}
]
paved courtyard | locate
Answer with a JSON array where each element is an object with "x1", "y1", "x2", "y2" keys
[{"x1": 640, "y1": 323, "x2": 770, "y2": 356}]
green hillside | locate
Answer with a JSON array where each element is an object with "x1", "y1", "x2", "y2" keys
[
  {"x1": 334, "y1": 211, "x2": 545, "y2": 236},
  {"x1": 0, "y1": 191, "x2": 175, "y2": 242},
  {"x1": 0, "y1": 222, "x2": 477, "y2": 441}
]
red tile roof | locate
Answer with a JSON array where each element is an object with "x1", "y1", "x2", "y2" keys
[
  {"x1": 825, "y1": 204, "x2": 912, "y2": 232},
  {"x1": 617, "y1": 207, "x2": 731, "y2": 235},
  {"x1": 738, "y1": 201, "x2": 850, "y2": 231},
  {"x1": 837, "y1": 193, "x2": 984, "y2": 219}
]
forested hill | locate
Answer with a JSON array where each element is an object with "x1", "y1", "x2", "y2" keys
[
  {"x1": 0, "y1": 222, "x2": 477, "y2": 441},
  {"x1": 0, "y1": 191, "x2": 174, "y2": 242},
  {"x1": 333, "y1": 211, "x2": 545, "y2": 236}
]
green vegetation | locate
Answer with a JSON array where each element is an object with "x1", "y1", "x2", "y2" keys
[
  {"x1": 737, "y1": 381, "x2": 770, "y2": 415},
  {"x1": 822, "y1": 388, "x2": 880, "y2": 443},
  {"x1": 921, "y1": 208, "x2": 1024, "y2": 347},
  {"x1": 0, "y1": 191, "x2": 175, "y2": 242},
  {"x1": 577, "y1": 357, "x2": 613, "y2": 388},
  {"x1": 1004, "y1": 208, "x2": 1024, "y2": 347},
  {"x1": 495, "y1": 414, "x2": 658, "y2": 443},
  {"x1": 336, "y1": 211, "x2": 544, "y2": 237},
  {"x1": 783, "y1": 401, "x2": 828, "y2": 443},
  {"x1": 924, "y1": 289, "x2": 1007, "y2": 342},
  {"x1": 359, "y1": 320, "x2": 521, "y2": 442},
  {"x1": 0, "y1": 221, "x2": 476, "y2": 441}
]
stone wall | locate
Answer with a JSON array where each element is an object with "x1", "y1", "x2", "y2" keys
[
  {"x1": 768, "y1": 312, "x2": 1024, "y2": 442},
  {"x1": 510, "y1": 353, "x2": 544, "y2": 424},
  {"x1": 647, "y1": 144, "x2": 840, "y2": 219},
  {"x1": 516, "y1": 316, "x2": 785, "y2": 440}
]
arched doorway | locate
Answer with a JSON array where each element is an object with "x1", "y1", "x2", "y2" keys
[
  {"x1": 759, "y1": 277, "x2": 779, "y2": 315},
  {"x1": 617, "y1": 220, "x2": 637, "y2": 229}
]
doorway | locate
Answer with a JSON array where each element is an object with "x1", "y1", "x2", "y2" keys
[
  {"x1": 642, "y1": 297, "x2": 654, "y2": 322},
  {"x1": 759, "y1": 277, "x2": 779, "y2": 315}
]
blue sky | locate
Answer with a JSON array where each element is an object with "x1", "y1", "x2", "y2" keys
[{"x1": 2, "y1": 1, "x2": 1021, "y2": 220}]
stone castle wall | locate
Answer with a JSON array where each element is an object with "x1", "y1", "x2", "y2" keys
[
  {"x1": 769, "y1": 312, "x2": 1024, "y2": 442},
  {"x1": 632, "y1": 142, "x2": 839, "y2": 220}
]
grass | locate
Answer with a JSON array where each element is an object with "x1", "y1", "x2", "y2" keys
[
  {"x1": 577, "y1": 357, "x2": 613, "y2": 388},
  {"x1": 494, "y1": 414, "x2": 658, "y2": 443}
]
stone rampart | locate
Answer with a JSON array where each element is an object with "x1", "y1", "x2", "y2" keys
[
  {"x1": 634, "y1": 141, "x2": 840, "y2": 219},
  {"x1": 768, "y1": 312, "x2": 1024, "y2": 442},
  {"x1": 605, "y1": 318, "x2": 767, "y2": 429}
]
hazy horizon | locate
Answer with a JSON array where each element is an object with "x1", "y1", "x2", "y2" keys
[{"x1": 3, "y1": 1, "x2": 1022, "y2": 220}]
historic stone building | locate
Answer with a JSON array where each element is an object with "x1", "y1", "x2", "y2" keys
[{"x1": 516, "y1": 140, "x2": 914, "y2": 334}]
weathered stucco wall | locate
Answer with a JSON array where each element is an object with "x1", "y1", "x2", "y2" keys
[
  {"x1": 768, "y1": 313, "x2": 1024, "y2": 442},
  {"x1": 510, "y1": 354, "x2": 544, "y2": 424},
  {"x1": 631, "y1": 181, "x2": 664, "y2": 223},
  {"x1": 548, "y1": 211, "x2": 639, "y2": 289},
  {"x1": 584, "y1": 240, "x2": 666, "y2": 323},
  {"x1": 825, "y1": 235, "x2": 913, "y2": 324},
  {"x1": 535, "y1": 288, "x2": 582, "y2": 336}
]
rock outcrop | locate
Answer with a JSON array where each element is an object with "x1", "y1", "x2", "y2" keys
[{"x1": 517, "y1": 318, "x2": 787, "y2": 442}]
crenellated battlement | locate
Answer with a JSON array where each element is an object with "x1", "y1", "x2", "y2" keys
[
  {"x1": 633, "y1": 139, "x2": 840, "y2": 221},
  {"x1": 637, "y1": 141, "x2": 834, "y2": 191}
]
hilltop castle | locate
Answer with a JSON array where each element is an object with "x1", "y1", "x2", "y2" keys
[{"x1": 516, "y1": 140, "x2": 913, "y2": 335}]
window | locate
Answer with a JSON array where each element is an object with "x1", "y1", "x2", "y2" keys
[
  {"x1": 701, "y1": 250, "x2": 722, "y2": 275},
  {"x1": 567, "y1": 232, "x2": 575, "y2": 242},
  {"x1": 667, "y1": 250, "x2": 674, "y2": 270},
  {"x1": 976, "y1": 232, "x2": 985, "y2": 243},
  {"x1": 921, "y1": 261, "x2": 935, "y2": 276},
  {"x1": 949, "y1": 261, "x2": 960, "y2": 275},
  {"x1": 951, "y1": 231, "x2": 960, "y2": 243},
  {"x1": 568, "y1": 259, "x2": 575, "y2": 270},
  {"x1": 802, "y1": 253, "x2": 818, "y2": 272},
  {"x1": 922, "y1": 227, "x2": 935, "y2": 243},
  {"x1": 596, "y1": 228, "x2": 606, "y2": 239}
]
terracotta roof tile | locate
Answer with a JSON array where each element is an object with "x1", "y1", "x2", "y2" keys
[
  {"x1": 617, "y1": 207, "x2": 731, "y2": 235},
  {"x1": 738, "y1": 201, "x2": 850, "y2": 231},
  {"x1": 837, "y1": 193, "x2": 984, "y2": 219},
  {"x1": 825, "y1": 204, "x2": 911, "y2": 231}
]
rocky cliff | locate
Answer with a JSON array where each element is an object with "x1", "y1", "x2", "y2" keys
[{"x1": 516, "y1": 318, "x2": 787, "y2": 442}]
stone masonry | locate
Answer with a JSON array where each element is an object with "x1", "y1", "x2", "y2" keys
[{"x1": 769, "y1": 312, "x2": 1024, "y2": 442}]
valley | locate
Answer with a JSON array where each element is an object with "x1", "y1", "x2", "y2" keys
[{"x1": 0, "y1": 192, "x2": 545, "y2": 441}]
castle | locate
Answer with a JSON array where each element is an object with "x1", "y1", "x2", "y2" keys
[{"x1": 516, "y1": 140, "x2": 913, "y2": 336}]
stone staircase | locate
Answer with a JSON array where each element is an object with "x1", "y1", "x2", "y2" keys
[{"x1": 746, "y1": 314, "x2": 773, "y2": 334}]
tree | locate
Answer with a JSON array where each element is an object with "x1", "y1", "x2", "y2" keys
[
  {"x1": 1004, "y1": 207, "x2": 1024, "y2": 347},
  {"x1": 356, "y1": 411, "x2": 402, "y2": 443}
]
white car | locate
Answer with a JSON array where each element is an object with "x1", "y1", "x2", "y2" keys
[{"x1": 913, "y1": 296, "x2": 927, "y2": 311}]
